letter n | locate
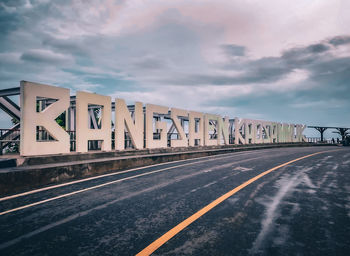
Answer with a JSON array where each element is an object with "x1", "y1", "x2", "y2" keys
[
  {"x1": 75, "y1": 91, "x2": 111, "y2": 152},
  {"x1": 115, "y1": 99, "x2": 144, "y2": 150}
]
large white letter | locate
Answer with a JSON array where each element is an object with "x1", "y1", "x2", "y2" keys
[
  {"x1": 76, "y1": 91, "x2": 111, "y2": 153},
  {"x1": 170, "y1": 108, "x2": 188, "y2": 147},
  {"x1": 20, "y1": 81, "x2": 70, "y2": 156},
  {"x1": 217, "y1": 116, "x2": 230, "y2": 145},
  {"x1": 189, "y1": 111, "x2": 204, "y2": 146},
  {"x1": 145, "y1": 104, "x2": 168, "y2": 149},
  {"x1": 296, "y1": 124, "x2": 307, "y2": 142},
  {"x1": 270, "y1": 122, "x2": 278, "y2": 143},
  {"x1": 245, "y1": 119, "x2": 256, "y2": 144},
  {"x1": 262, "y1": 122, "x2": 272, "y2": 143},
  {"x1": 204, "y1": 114, "x2": 219, "y2": 146},
  {"x1": 234, "y1": 117, "x2": 245, "y2": 145},
  {"x1": 115, "y1": 99, "x2": 144, "y2": 150},
  {"x1": 278, "y1": 123, "x2": 292, "y2": 143},
  {"x1": 255, "y1": 121, "x2": 264, "y2": 144}
]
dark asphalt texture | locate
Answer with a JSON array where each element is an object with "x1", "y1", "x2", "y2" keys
[{"x1": 0, "y1": 146, "x2": 349, "y2": 256}]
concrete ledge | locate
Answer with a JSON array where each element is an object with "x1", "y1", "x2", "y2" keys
[
  {"x1": 0, "y1": 143, "x2": 336, "y2": 196},
  {"x1": 14, "y1": 143, "x2": 297, "y2": 166}
]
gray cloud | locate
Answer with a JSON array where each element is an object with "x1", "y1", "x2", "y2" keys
[
  {"x1": 158, "y1": 57, "x2": 290, "y2": 86},
  {"x1": 281, "y1": 43, "x2": 330, "y2": 67},
  {"x1": 221, "y1": 44, "x2": 245, "y2": 56},
  {"x1": 132, "y1": 56, "x2": 168, "y2": 70},
  {"x1": 0, "y1": 8, "x2": 20, "y2": 35},
  {"x1": 20, "y1": 49, "x2": 73, "y2": 64},
  {"x1": 42, "y1": 35, "x2": 88, "y2": 56},
  {"x1": 328, "y1": 35, "x2": 350, "y2": 46},
  {"x1": 205, "y1": 41, "x2": 350, "y2": 126},
  {"x1": 161, "y1": 36, "x2": 348, "y2": 87}
]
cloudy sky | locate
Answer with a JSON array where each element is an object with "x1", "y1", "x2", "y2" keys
[{"x1": 1, "y1": 0, "x2": 349, "y2": 136}]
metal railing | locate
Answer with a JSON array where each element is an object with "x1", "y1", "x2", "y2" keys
[
  {"x1": 0, "y1": 128, "x2": 341, "y2": 155},
  {"x1": 0, "y1": 128, "x2": 20, "y2": 155}
]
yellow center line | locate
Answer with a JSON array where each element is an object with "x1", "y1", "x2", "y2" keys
[{"x1": 136, "y1": 150, "x2": 339, "y2": 256}]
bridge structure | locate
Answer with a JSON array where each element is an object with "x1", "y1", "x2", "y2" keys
[
  {"x1": 0, "y1": 83, "x2": 348, "y2": 155},
  {"x1": 308, "y1": 125, "x2": 350, "y2": 143},
  {"x1": 0, "y1": 81, "x2": 315, "y2": 195}
]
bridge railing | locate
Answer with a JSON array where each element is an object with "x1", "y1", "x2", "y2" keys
[
  {"x1": 307, "y1": 137, "x2": 322, "y2": 143},
  {"x1": 0, "y1": 128, "x2": 20, "y2": 155},
  {"x1": 0, "y1": 128, "x2": 340, "y2": 155}
]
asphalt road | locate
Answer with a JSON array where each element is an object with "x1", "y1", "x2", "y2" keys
[{"x1": 0, "y1": 146, "x2": 349, "y2": 256}]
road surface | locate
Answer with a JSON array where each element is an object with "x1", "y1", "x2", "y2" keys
[{"x1": 0, "y1": 146, "x2": 349, "y2": 255}]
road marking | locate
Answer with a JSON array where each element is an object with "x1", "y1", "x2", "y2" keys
[
  {"x1": 136, "y1": 150, "x2": 338, "y2": 256},
  {"x1": 0, "y1": 150, "x2": 263, "y2": 202},
  {"x1": 0, "y1": 154, "x2": 267, "y2": 216}
]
